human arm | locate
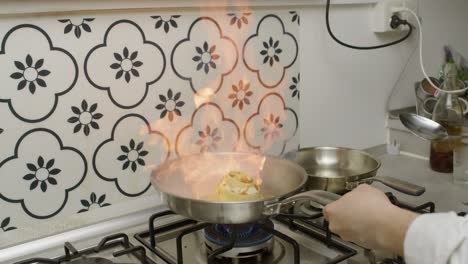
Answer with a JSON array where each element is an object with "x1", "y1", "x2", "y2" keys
[
  {"x1": 404, "y1": 211, "x2": 468, "y2": 263},
  {"x1": 323, "y1": 184, "x2": 468, "y2": 263},
  {"x1": 322, "y1": 184, "x2": 417, "y2": 256}
]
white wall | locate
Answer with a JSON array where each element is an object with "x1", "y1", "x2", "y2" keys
[{"x1": 299, "y1": 0, "x2": 468, "y2": 149}]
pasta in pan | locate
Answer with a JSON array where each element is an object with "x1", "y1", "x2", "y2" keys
[{"x1": 215, "y1": 170, "x2": 263, "y2": 201}]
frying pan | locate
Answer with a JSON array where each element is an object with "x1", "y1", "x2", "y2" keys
[
  {"x1": 150, "y1": 152, "x2": 339, "y2": 224},
  {"x1": 283, "y1": 147, "x2": 425, "y2": 196}
]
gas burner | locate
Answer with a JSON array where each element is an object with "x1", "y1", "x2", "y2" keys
[
  {"x1": 298, "y1": 201, "x2": 323, "y2": 217},
  {"x1": 203, "y1": 220, "x2": 274, "y2": 261},
  {"x1": 204, "y1": 221, "x2": 274, "y2": 247}
]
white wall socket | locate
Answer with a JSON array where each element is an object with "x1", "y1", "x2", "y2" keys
[{"x1": 371, "y1": 0, "x2": 417, "y2": 33}]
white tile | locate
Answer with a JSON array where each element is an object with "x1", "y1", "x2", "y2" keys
[{"x1": 0, "y1": 9, "x2": 300, "y2": 233}]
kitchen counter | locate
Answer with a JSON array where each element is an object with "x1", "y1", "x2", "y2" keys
[
  {"x1": 342, "y1": 146, "x2": 468, "y2": 263},
  {"x1": 387, "y1": 107, "x2": 468, "y2": 158},
  {"x1": 386, "y1": 108, "x2": 468, "y2": 213},
  {"x1": 368, "y1": 145, "x2": 468, "y2": 213}
]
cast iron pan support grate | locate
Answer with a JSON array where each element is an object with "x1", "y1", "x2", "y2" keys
[
  {"x1": 138, "y1": 210, "x2": 302, "y2": 264},
  {"x1": 385, "y1": 192, "x2": 435, "y2": 213},
  {"x1": 15, "y1": 233, "x2": 150, "y2": 264},
  {"x1": 175, "y1": 222, "x2": 211, "y2": 264},
  {"x1": 206, "y1": 225, "x2": 237, "y2": 264},
  {"x1": 277, "y1": 214, "x2": 358, "y2": 264}
]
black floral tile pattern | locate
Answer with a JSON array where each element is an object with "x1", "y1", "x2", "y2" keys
[
  {"x1": 171, "y1": 17, "x2": 238, "y2": 96},
  {"x1": 78, "y1": 192, "x2": 111, "y2": 213},
  {"x1": 228, "y1": 80, "x2": 253, "y2": 110},
  {"x1": 0, "y1": 11, "x2": 300, "y2": 229},
  {"x1": 23, "y1": 156, "x2": 60, "y2": 192},
  {"x1": 176, "y1": 103, "x2": 240, "y2": 156},
  {"x1": 227, "y1": 13, "x2": 251, "y2": 29},
  {"x1": 192, "y1": 41, "x2": 220, "y2": 74},
  {"x1": 10, "y1": 54, "x2": 51, "y2": 94},
  {"x1": 1, "y1": 217, "x2": 17, "y2": 232},
  {"x1": 195, "y1": 125, "x2": 222, "y2": 153},
  {"x1": 110, "y1": 47, "x2": 143, "y2": 83},
  {"x1": 84, "y1": 20, "x2": 165, "y2": 109},
  {"x1": 68, "y1": 100, "x2": 103, "y2": 136},
  {"x1": 0, "y1": 128, "x2": 87, "y2": 219},
  {"x1": 0, "y1": 24, "x2": 78, "y2": 123},
  {"x1": 155, "y1": 89, "x2": 185, "y2": 121},
  {"x1": 93, "y1": 114, "x2": 169, "y2": 197},
  {"x1": 244, "y1": 93, "x2": 298, "y2": 155},
  {"x1": 151, "y1": 15, "x2": 181, "y2": 33},
  {"x1": 243, "y1": 14, "x2": 298, "y2": 88},
  {"x1": 261, "y1": 114, "x2": 284, "y2": 140},
  {"x1": 117, "y1": 139, "x2": 148, "y2": 172},
  {"x1": 260, "y1": 37, "x2": 283, "y2": 67},
  {"x1": 290, "y1": 73, "x2": 300, "y2": 99},
  {"x1": 289, "y1": 11, "x2": 300, "y2": 25},
  {"x1": 59, "y1": 18, "x2": 95, "y2": 38}
]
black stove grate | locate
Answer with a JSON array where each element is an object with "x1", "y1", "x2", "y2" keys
[
  {"x1": 286, "y1": 191, "x2": 439, "y2": 264},
  {"x1": 14, "y1": 258, "x2": 58, "y2": 264},
  {"x1": 385, "y1": 192, "x2": 435, "y2": 213},
  {"x1": 135, "y1": 210, "x2": 303, "y2": 264},
  {"x1": 14, "y1": 233, "x2": 153, "y2": 264},
  {"x1": 134, "y1": 193, "x2": 440, "y2": 264},
  {"x1": 276, "y1": 213, "x2": 358, "y2": 264}
]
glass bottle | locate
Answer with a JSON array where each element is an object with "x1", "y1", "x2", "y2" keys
[{"x1": 429, "y1": 63, "x2": 464, "y2": 173}]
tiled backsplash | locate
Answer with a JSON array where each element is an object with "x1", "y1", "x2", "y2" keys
[{"x1": 0, "y1": 9, "x2": 300, "y2": 234}]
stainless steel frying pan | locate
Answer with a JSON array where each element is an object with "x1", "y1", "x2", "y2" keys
[
  {"x1": 151, "y1": 152, "x2": 338, "y2": 224},
  {"x1": 283, "y1": 147, "x2": 425, "y2": 196}
]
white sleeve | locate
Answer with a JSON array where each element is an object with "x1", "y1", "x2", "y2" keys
[{"x1": 404, "y1": 212, "x2": 468, "y2": 264}]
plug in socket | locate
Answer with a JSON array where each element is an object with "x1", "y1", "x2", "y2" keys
[{"x1": 371, "y1": 0, "x2": 417, "y2": 33}]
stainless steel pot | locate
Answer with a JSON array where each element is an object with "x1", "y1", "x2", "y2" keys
[
  {"x1": 150, "y1": 152, "x2": 339, "y2": 224},
  {"x1": 283, "y1": 147, "x2": 425, "y2": 196}
]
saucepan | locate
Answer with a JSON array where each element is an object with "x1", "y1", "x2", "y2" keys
[
  {"x1": 282, "y1": 147, "x2": 425, "y2": 196},
  {"x1": 151, "y1": 152, "x2": 341, "y2": 224}
]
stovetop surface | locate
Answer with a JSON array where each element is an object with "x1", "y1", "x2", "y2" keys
[
  {"x1": 133, "y1": 216, "x2": 341, "y2": 264},
  {"x1": 10, "y1": 189, "x2": 439, "y2": 264},
  {"x1": 11, "y1": 212, "x2": 363, "y2": 264}
]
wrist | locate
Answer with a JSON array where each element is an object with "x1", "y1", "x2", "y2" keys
[{"x1": 376, "y1": 204, "x2": 418, "y2": 256}]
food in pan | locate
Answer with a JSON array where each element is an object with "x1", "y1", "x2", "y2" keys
[{"x1": 215, "y1": 170, "x2": 262, "y2": 201}]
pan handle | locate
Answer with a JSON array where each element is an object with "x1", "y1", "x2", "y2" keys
[
  {"x1": 263, "y1": 190, "x2": 341, "y2": 216},
  {"x1": 360, "y1": 176, "x2": 426, "y2": 196}
]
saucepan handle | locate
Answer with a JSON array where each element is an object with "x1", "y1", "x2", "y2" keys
[
  {"x1": 363, "y1": 176, "x2": 425, "y2": 196},
  {"x1": 263, "y1": 190, "x2": 341, "y2": 216}
]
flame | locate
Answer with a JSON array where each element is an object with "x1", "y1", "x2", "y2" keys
[
  {"x1": 139, "y1": 117, "x2": 180, "y2": 172},
  {"x1": 258, "y1": 96, "x2": 290, "y2": 154},
  {"x1": 193, "y1": 87, "x2": 215, "y2": 108},
  {"x1": 149, "y1": 7, "x2": 296, "y2": 202},
  {"x1": 154, "y1": 152, "x2": 268, "y2": 200}
]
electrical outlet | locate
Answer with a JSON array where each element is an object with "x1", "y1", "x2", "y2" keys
[{"x1": 371, "y1": 0, "x2": 417, "y2": 33}]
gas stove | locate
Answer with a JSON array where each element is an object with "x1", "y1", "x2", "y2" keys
[
  {"x1": 132, "y1": 211, "x2": 357, "y2": 264},
  {"x1": 6, "y1": 192, "x2": 437, "y2": 264}
]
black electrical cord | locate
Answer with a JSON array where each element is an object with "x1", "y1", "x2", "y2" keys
[{"x1": 325, "y1": 0, "x2": 413, "y2": 50}]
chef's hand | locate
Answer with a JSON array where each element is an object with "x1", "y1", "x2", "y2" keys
[{"x1": 323, "y1": 184, "x2": 418, "y2": 256}]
